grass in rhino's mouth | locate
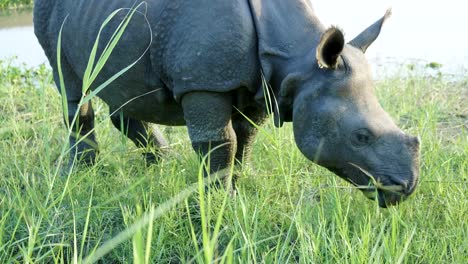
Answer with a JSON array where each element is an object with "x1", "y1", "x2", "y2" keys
[{"x1": 348, "y1": 162, "x2": 404, "y2": 193}]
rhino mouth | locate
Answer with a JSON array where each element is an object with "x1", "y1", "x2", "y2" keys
[
  {"x1": 361, "y1": 188, "x2": 407, "y2": 208},
  {"x1": 326, "y1": 164, "x2": 408, "y2": 207}
]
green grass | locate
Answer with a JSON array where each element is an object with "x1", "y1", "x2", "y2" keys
[
  {"x1": 0, "y1": 0, "x2": 32, "y2": 10},
  {"x1": 0, "y1": 57, "x2": 466, "y2": 263}
]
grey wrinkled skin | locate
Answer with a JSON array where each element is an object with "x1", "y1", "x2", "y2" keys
[{"x1": 34, "y1": 0, "x2": 420, "y2": 207}]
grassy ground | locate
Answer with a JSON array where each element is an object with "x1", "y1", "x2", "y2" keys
[
  {"x1": 0, "y1": 59, "x2": 466, "y2": 263},
  {"x1": 0, "y1": 0, "x2": 32, "y2": 10}
]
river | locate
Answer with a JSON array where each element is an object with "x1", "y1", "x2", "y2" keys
[
  {"x1": 0, "y1": 0, "x2": 467, "y2": 77},
  {"x1": 0, "y1": 9, "x2": 45, "y2": 66}
]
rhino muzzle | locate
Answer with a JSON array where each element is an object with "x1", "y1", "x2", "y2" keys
[{"x1": 325, "y1": 135, "x2": 420, "y2": 208}]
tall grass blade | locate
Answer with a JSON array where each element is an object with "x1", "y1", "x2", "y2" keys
[
  {"x1": 396, "y1": 227, "x2": 417, "y2": 264},
  {"x1": 82, "y1": 182, "x2": 201, "y2": 263},
  {"x1": 81, "y1": 3, "x2": 153, "y2": 105},
  {"x1": 79, "y1": 186, "x2": 95, "y2": 262},
  {"x1": 81, "y1": 8, "x2": 122, "y2": 92},
  {"x1": 132, "y1": 205, "x2": 145, "y2": 264},
  {"x1": 56, "y1": 15, "x2": 70, "y2": 129},
  {"x1": 144, "y1": 206, "x2": 155, "y2": 264}
]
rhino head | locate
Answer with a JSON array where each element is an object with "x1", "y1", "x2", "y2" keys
[{"x1": 282, "y1": 10, "x2": 420, "y2": 207}]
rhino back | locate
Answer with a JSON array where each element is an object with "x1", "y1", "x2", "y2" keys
[
  {"x1": 150, "y1": 0, "x2": 260, "y2": 101},
  {"x1": 35, "y1": 0, "x2": 261, "y2": 122},
  {"x1": 60, "y1": 0, "x2": 154, "y2": 81}
]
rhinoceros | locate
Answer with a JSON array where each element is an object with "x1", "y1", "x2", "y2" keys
[{"x1": 34, "y1": 0, "x2": 420, "y2": 207}]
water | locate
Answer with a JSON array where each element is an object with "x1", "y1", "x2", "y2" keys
[
  {"x1": 313, "y1": 0, "x2": 468, "y2": 77},
  {"x1": 0, "y1": 1, "x2": 467, "y2": 76},
  {"x1": 0, "y1": 9, "x2": 46, "y2": 66}
]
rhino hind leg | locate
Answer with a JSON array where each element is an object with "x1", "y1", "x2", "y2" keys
[
  {"x1": 51, "y1": 58, "x2": 99, "y2": 168},
  {"x1": 232, "y1": 107, "x2": 268, "y2": 165},
  {"x1": 110, "y1": 113, "x2": 168, "y2": 164},
  {"x1": 67, "y1": 100, "x2": 98, "y2": 166},
  {"x1": 182, "y1": 91, "x2": 237, "y2": 188}
]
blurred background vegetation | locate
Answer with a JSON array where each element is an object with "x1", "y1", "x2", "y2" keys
[{"x1": 0, "y1": 0, "x2": 32, "y2": 10}]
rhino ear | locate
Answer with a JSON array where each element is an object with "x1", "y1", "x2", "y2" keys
[
  {"x1": 316, "y1": 27, "x2": 345, "y2": 69},
  {"x1": 349, "y1": 9, "x2": 392, "y2": 53}
]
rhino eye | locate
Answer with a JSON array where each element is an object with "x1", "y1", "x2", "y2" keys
[{"x1": 351, "y1": 129, "x2": 374, "y2": 147}]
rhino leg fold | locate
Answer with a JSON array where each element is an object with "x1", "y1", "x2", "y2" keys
[
  {"x1": 110, "y1": 113, "x2": 168, "y2": 164},
  {"x1": 232, "y1": 107, "x2": 268, "y2": 165},
  {"x1": 182, "y1": 91, "x2": 237, "y2": 188}
]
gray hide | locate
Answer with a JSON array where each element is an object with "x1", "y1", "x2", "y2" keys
[{"x1": 34, "y1": 0, "x2": 420, "y2": 207}]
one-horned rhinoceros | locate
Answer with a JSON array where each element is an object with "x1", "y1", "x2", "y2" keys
[{"x1": 34, "y1": 0, "x2": 420, "y2": 207}]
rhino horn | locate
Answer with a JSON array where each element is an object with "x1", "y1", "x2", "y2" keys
[
  {"x1": 349, "y1": 8, "x2": 392, "y2": 53},
  {"x1": 316, "y1": 26, "x2": 345, "y2": 69}
]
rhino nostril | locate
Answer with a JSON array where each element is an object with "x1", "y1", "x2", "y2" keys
[
  {"x1": 405, "y1": 135, "x2": 420, "y2": 150},
  {"x1": 405, "y1": 177, "x2": 419, "y2": 195}
]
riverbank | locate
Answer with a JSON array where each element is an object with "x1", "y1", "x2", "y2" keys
[
  {"x1": 0, "y1": 61, "x2": 466, "y2": 262},
  {"x1": 0, "y1": 0, "x2": 32, "y2": 10}
]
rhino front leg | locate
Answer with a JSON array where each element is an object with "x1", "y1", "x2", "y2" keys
[
  {"x1": 110, "y1": 113, "x2": 168, "y2": 164},
  {"x1": 182, "y1": 92, "x2": 237, "y2": 186},
  {"x1": 232, "y1": 107, "x2": 268, "y2": 165}
]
